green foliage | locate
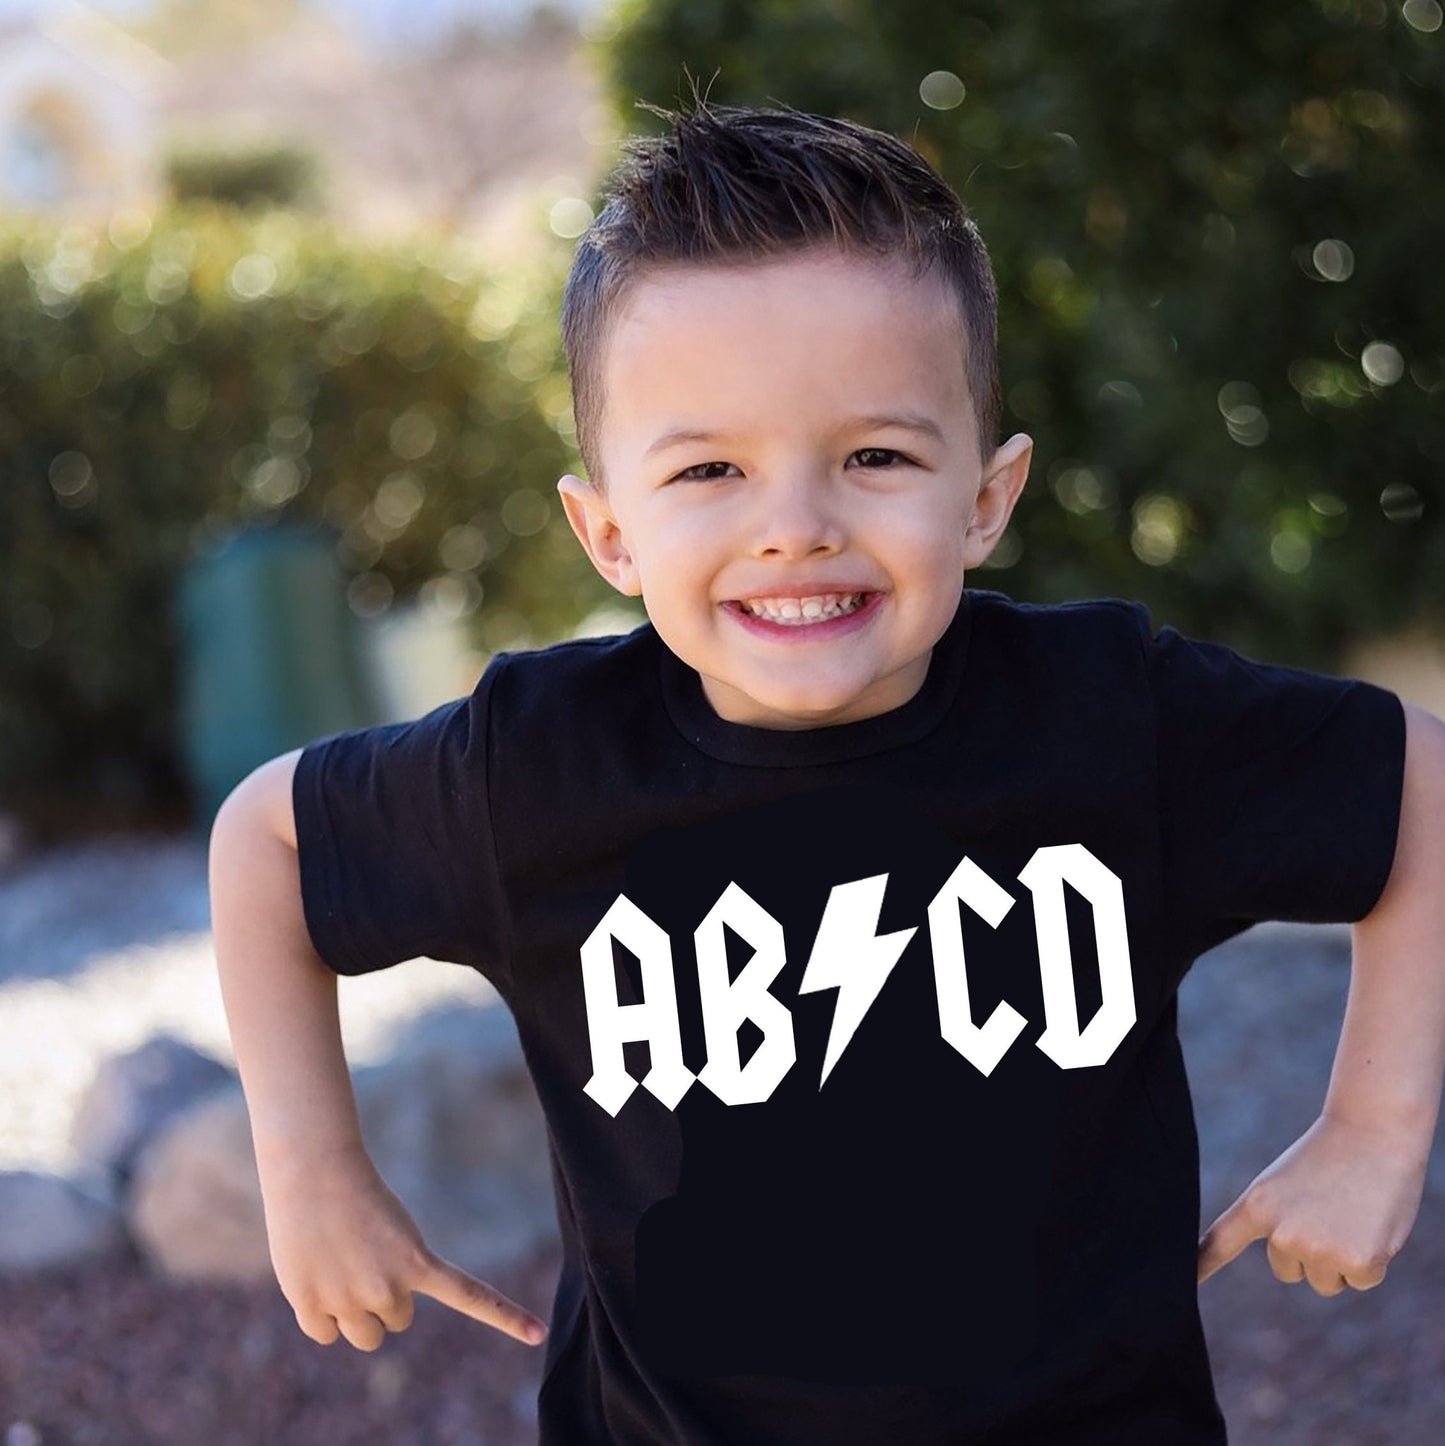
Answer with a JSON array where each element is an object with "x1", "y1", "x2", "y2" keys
[
  {"x1": 598, "y1": 0, "x2": 1445, "y2": 667},
  {"x1": 0, "y1": 204, "x2": 610, "y2": 828},
  {"x1": 163, "y1": 137, "x2": 327, "y2": 213}
]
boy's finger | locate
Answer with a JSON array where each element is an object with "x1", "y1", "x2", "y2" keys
[
  {"x1": 1196, "y1": 1197, "x2": 1265, "y2": 1283},
  {"x1": 412, "y1": 1252, "x2": 550, "y2": 1345},
  {"x1": 294, "y1": 1307, "x2": 341, "y2": 1346},
  {"x1": 371, "y1": 1292, "x2": 415, "y2": 1332}
]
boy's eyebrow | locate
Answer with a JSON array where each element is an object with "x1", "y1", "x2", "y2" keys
[{"x1": 642, "y1": 411, "x2": 948, "y2": 459}]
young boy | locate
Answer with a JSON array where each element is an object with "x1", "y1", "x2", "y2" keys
[{"x1": 209, "y1": 97, "x2": 1445, "y2": 1444}]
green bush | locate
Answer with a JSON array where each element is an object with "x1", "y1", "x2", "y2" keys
[
  {"x1": 163, "y1": 137, "x2": 328, "y2": 213},
  {"x1": 598, "y1": 0, "x2": 1445, "y2": 668},
  {"x1": 0, "y1": 203, "x2": 609, "y2": 831}
]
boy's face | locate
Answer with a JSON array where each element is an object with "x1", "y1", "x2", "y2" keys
[{"x1": 557, "y1": 246, "x2": 1032, "y2": 730}]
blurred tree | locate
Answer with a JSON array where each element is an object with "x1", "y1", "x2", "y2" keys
[
  {"x1": 354, "y1": 13, "x2": 583, "y2": 235},
  {"x1": 598, "y1": 0, "x2": 1445, "y2": 667}
]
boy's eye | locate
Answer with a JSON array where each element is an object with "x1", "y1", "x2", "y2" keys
[
  {"x1": 851, "y1": 447, "x2": 910, "y2": 470},
  {"x1": 669, "y1": 448, "x2": 912, "y2": 483},
  {"x1": 671, "y1": 460, "x2": 740, "y2": 482}
]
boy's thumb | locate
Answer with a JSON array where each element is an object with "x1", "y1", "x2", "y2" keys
[{"x1": 412, "y1": 1249, "x2": 549, "y2": 1345}]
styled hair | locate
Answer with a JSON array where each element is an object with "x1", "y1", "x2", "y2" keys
[{"x1": 560, "y1": 85, "x2": 1001, "y2": 495}]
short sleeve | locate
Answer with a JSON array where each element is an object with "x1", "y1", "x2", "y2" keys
[
  {"x1": 1126, "y1": 604, "x2": 1406, "y2": 957},
  {"x1": 291, "y1": 650, "x2": 514, "y2": 995}
]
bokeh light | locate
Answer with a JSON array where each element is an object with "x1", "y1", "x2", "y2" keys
[
  {"x1": 1131, "y1": 494, "x2": 1190, "y2": 566},
  {"x1": 1403, "y1": 0, "x2": 1443, "y2": 32},
  {"x1": 549, "y1": 196, "x2": 595, "y2": 238},
  {"x1": 1310, "y1": 239, "x2": 1355, "y2": 282},
  {"x1": 919, "y1": 70, "x2": 966, "y2": 110},
  {"x1": 1380, "y1": 481, "x2": 1425, "y2": 522},
  {"x1": 1361, "y1": 341, "x2": 1404, "y2": 385}
]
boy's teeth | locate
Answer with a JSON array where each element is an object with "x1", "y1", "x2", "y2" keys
[{"x1": 742, "y1": 592, "x2": 864, "y2": 622}]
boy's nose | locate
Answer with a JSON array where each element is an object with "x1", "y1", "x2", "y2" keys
[{"x1": 746, "y1": 473, "x2": 847, "y2": 557}]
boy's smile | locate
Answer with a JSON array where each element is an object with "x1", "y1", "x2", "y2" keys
[{"x1": 558, "y1": 246, "x2": 1032, "y2": 731}]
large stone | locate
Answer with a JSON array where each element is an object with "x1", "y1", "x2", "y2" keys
[
  {"x1": 70, "y1": 1032, "x2": 234, "y2": 1182},
  {"x1": 0, "y1": 1169, "x2": 127, "y2": 1272},
  {"x1": 126, "y1": 1084, "x2": 271, "y2": 1281},
  {"x1": 351, "y1": 1004, "x2": 557, "y2": 1275},
  {"x1": 127, "y1": 1002, "x2": 557, "y2": 1283}
]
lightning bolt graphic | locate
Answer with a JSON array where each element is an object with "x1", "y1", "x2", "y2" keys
[{"x1": 797, "y1": 874, "x2": 916, "y2": 1089}]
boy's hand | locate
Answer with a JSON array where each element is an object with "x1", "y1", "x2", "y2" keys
[
  {"x1": 258, "y1": 1140, "x2": 550, "y2": 1351},
  {"x1": 1195, "y1": 1113, "x2": 1428, "y2": 1292}
]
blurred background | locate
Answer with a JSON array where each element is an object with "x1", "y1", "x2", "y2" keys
[{"x1": 0, "y1": 1, "x2": 1442, "y2": 1443}]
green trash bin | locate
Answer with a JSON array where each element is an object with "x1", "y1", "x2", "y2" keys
[{"x1": 176, "y1": 520, "x2": 383, "y2": 834}]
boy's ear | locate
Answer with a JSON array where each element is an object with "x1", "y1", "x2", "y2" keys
[
  {"x1": 556, "y1": 474, "x2": 641, "y2": 597},
  {"x1": 963, "y1": 432, "x2": 1033, "y2": 570}
]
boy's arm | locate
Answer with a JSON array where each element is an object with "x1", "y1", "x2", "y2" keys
[
  {"x1": 208, "y1": 749, "x2": 367, "y2": 1179},
  {"x1": 1324, "y1": 701, "x2": 1445, "y2": 1145},
  {"x1": 208, "y1": 749, "x2": 549, "y2": 1348},
  {"x1": 1197, "y1": 702, "x2": 1445, "y2": 1290}
]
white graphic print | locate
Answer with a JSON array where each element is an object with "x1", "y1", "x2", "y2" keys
[
  {"x1": 797, "y1": 874, "x2": 917, "y2": 1087},
  {"x1": 927, "y1": 853, "x2": 1025, "y2": 1077},
  {"x1": 579, "y1": 895, "x2": 693, "y2": 1116},
  {"x1": 694, "y1": 882, "x2": 797, "y2": 1105},
  {"x1": 1022, "y1": 842, "x2": 1136, "y2": 1068},
  {"x1": 581, "y1": 842, "x2": 1136, "y2": 1116}
]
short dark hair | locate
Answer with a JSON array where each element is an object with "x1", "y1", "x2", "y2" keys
[{"x1": 560, "y1": 87, "x2": 1001, "y2": 495}]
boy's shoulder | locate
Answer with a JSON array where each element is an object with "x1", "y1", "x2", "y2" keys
[
  {"x1": 496, "y1": 616, "x2": 659, "y2": 672},
  {"x1": 966, "y1": 586, "x2": 1153, "y2": 662},
  {"x1": 958, "y1": 592, "x2": 1160, "y2": 724},
  {"x1": 968, "y1": 585, "x2": 1148, "y2": 627},
  {"x1": 482, "y1": 616, "x2": 662, "y2": 713}
]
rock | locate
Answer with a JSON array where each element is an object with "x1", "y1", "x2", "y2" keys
[
  {"x1": 350, "y1": 1006, "x2": 558, "y2": 1275},
  {"x1": 127, "y1": 1002, "x2": 557, "y2": 1284},
  {"x1": 0, "y1": 1168, "x2": 127, "y2": 1272},
  {"x1": 70, "y1": 1032, "x2": 235, "y2": 1182},
  {"x1": 126, "y1": 1086, "x2": 272, "y2": 1282}
]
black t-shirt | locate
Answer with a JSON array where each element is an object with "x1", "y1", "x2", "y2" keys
[{"x1": 292, "y1": 586, "x2": 1405, "y2": 1445}]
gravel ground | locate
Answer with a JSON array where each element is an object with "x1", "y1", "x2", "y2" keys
[
  {"x1": 0, "y1": 1240, "x2": 560, "y2": 1446},
  {"x1": 2, "y1": 834, "x2": 1444, "y2": 1444}
]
